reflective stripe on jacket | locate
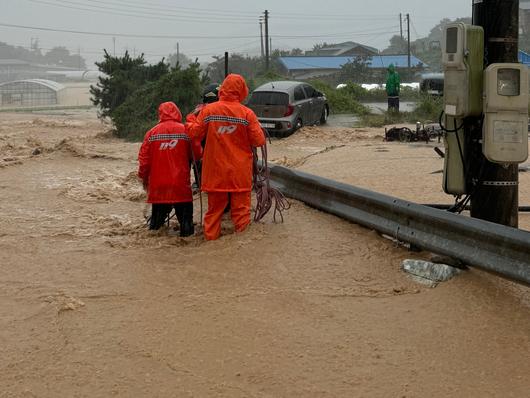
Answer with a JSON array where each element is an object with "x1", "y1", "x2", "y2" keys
[
  {"x1": 138, "y1": 101, "x2": 202, "y2": 203},
  {"x1": 189, "y1": 74, "x2": 265, "y2": 192}
]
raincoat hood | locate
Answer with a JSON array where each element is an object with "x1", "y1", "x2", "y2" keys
[
  {"x1": 158, "y1": 101, "x2": 182, "y2": 123},
  {"x1": 388, "y1": 64, "x2": 395, "y2": 73},
  {"x1": 219, "y1": 74, "x2": 249, "y2": 103}
]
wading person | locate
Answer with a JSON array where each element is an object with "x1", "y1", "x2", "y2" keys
[
  {"x1": 386, "y1": 63, "x2": 401, "y2": 112},
  {"x1": 188, "y1": 83, "x2": 220, "y2": 123},
  {"x1": 186, "y1": 83, "x2": 220, "y2": 191},
  {"x1": 138, "y1": 101, "x2": 202, "y2": 236},
  {"x1": 188, "y1": 74, "x2": 265, "y2": 241}
]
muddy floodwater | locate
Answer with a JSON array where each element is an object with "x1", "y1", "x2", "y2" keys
[{"x1": 1, "y1": 109, "x2": 529, "y2": 397}]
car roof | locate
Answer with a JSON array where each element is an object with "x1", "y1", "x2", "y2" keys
[
  {"x1": 421, "y1": 73, "x2": 444, "y2": 80},
  {"x1": 253, "y1": 81, "x2": 306, "y2": 92}
]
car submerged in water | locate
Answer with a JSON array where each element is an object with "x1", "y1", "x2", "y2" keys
[{"x1": 247, "y1": 81, "x2": 329, "y2": 137}]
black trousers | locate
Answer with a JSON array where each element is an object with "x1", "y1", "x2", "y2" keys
[
  {"x1": 387, "y1": 96, "x2": 400, "y2": 111},
  {"x1": 149, "y1": 202, "x2": 194, "y2": 237}
]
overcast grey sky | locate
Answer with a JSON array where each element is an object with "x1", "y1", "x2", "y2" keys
[{"x1": 2, "y1": 0, "x2": 471, "y2": 67}]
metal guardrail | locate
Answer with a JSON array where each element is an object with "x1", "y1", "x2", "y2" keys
[{"x1": 269, "y1": 165, "x2": 530, "y2": 286}]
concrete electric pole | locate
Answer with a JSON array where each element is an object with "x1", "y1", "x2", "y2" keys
[
  {"x1": 264, "y1": 10, "x2": 270, "y2": 70},
  {"x1": 407, "y1": 13, "x2": 411, "y2": 71},
  {"x1": 400, "y1": 13, "x2": 403, "y2": 40},
  {"x1": 260, "y1": 19, "x2": 265, "y2": 58},
  {"x1": 471, "y1": 0, "x2": 520, "y2": 227}
]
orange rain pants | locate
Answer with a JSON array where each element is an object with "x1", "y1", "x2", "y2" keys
[{"x1": 204, "y1": 191, "x2": 251, "y2": 240}]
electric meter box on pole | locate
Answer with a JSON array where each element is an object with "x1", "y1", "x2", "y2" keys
[
  {"x1": 441, "y1": 23, "x2": 483, "y2": 195},
  {"x1": 483, "y1": 63, "x2": 529, "y2": 164},
  {"x1": 442, "y1": 23, "x2": 484, "y2": 117}
]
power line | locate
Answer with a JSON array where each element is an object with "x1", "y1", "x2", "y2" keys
[
  {"x1": 9, "y1": 39, "x2": 264, "y2": 59},
  {"x1": 0, "y1": 21, "x2": 259, "y2": 39},
  {"x1": 273, "y1": 26, "x2": 400, "y2": 39},
  {"x1": 272, "y1": 15, "x2": 397, "y2": 21},
  {"x1": 71, "y1": 0, "x2": 259, "y2": 18},
  {"x1": 74, "y1": 0, "x2": 259, "y2": 16},
  {"x1": 21, "y1": 0, "x2": 412, "y2": 21},
  {"x1": 409, "y1": 19, "x2": 420, "y2": 41},
  {"x1": 27, "y1": 0, "x2": 399, "y2": 19},
  {"x1": 26, "y1": 0, "x2": 257, "y2": 24},
  {"x1": 78, "y1": 0, "x2": 399, "y2": 20},
  {"x1": 0, "y1": 21, "x2": 400, "y2": 41},
  {"x1": 187, "y1": 40, "x2": 262, "y2": 57}
]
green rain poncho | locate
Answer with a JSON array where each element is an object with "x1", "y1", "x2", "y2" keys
[{"x1": 385, "y1": 64, "x2": 401, "y2": 96}]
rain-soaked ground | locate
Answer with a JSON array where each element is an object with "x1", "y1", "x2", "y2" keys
[{"x1": 0, "y1": 109, "x2": 529, "y2": 397}]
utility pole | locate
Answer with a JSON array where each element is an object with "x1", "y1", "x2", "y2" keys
[
  {"x1": 259, "y1": 19, "x2": 265, "y2": 58},
  {"x1": 400, "y1": 13, "x2": 403, "y2": 40},
  {"x1": 113, "y1": 37, "x2": 116, "y2": 56},
  {"x1": 224, "y1": 52, "x2": 229, "y2": 77},
  {"x1": 177, "y1": 42, "x2": 180, "y2": 64},
  {"x1": 264, "y1": 9, "x2": 270, "y2": 70},
  {"x1": 407, "y1": 13, "x2": 411, "y2": 70},
  {"x1": 471, "y1": 0, "x2": 520, "y2": 227}
]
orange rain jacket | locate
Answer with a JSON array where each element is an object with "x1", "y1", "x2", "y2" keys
[
  {"x1": 138, "y1": 102, "x2": 202, "y2": 203},
  {"x1": 188, "y1": 74, "x2": 265, "y2": 192}
]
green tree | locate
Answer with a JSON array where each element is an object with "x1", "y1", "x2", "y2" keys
[
  {"x1": 167, "y1": 52, "x2": 193, "y2": 68},
  {"x1": 206, "y1": 53, "x2": 265, "y2": 83},
  {"x1": 382, "y1": 17, "x2": 471, "y2": 72},
  {"x1": 112, "y1": 64, "x2": 202, "y2": 140},
  {"x1": 90, "y1": 50, "x2": 169, "y2": 119},
  {"x1": 271, "y1": 48, "x2": 304, "y2": 57},
  {"x1": 381, "y1": 35, "x2": 408, "y2": 54},
  {"x1": 337, "y1": 56, "x2": 372, "y2": 83},
  {"x1": 44, "y1": 46, "x2": 86, "y2": 69}
]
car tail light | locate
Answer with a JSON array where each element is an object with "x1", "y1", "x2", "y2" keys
[{"x1": 283, "y1": 104, "x2": 294, "y2": 117}]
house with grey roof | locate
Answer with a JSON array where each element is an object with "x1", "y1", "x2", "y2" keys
[{"x1": 305, "y1": 41, "x2": 379, "y2": 57}]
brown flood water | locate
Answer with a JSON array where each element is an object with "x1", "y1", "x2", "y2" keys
[{"x1": 0, "y1": 110, "x2": 529, "y2": 397}]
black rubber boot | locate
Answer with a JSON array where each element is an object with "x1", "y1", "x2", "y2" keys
[
  {"x1": 149, "y1": 204, "x2": 171, "y2": 230},
  {"x1": 174, "y1": 202, "x2": 195, "y2": 237}
]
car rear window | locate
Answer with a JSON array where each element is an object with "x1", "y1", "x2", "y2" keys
[{"x1": 248, "y1": 91, "x2": 289, "y2": 106}]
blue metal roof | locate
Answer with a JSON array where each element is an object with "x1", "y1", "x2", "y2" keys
[
  {"x1": 518, "y1": 50, "x2": 530, "y2": 65},
  {"x1": 278, "y1": 55, "x2": 426, "y2": 71}
]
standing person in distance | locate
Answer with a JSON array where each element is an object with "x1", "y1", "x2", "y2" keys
[
  {"x1": 138, "y1": 101, "x2": 202, "y2": 236},
  {"x1": 386, "y1": 63, "x2": 401, "y2": 112},
  {"x1": 188, "y1": 74, "x2": 265, "y2": 241}
]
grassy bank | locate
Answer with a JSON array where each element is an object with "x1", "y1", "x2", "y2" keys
[{"x1": 358, "y1": 94, "x2": 443, "y2": 127}]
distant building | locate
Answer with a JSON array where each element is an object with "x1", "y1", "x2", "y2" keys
[
  {"x1": 305, "y1": 41, "x2": 379, "y2": 57},
  {"x1": 0, "y1": 59, "x2": 43, "y2": 82},
  {"x1": 278, "y1": 54, "x2": 426, "y2": 80},
  {"x1": 0, "y1": 58, "x2": 93, "y2": 83},
  {"x1": 0, "y1": 79, "x2": 65, "y2": 107}
]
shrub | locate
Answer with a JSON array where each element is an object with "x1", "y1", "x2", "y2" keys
[
  {"x1": 112, "y1": 64, "x2": 202, "y2": 141},
  {"x1": 358, "y1": 94, "x2": 443, "y2": 127},
  {"x1": 247, "y1": 70, "x2": 287, "y2": 92},
  {"x1": 309, "y1": 80, "x2": 369, "y2": 115}
]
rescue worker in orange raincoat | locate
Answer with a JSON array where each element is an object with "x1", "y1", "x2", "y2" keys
[
  {"x1": 138, "y1": 101, "x2": 202, "y2": 236},
  {"x1": 188, "y1": 74, "x2": 265, "y2": 240},
  {"x1": 186, "y1": 83, "x2": 220, "y2": 191}
]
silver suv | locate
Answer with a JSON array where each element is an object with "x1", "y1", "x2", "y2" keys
[{"x1": 247, "y1": 81, "x2": 329, "y2": 137}]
